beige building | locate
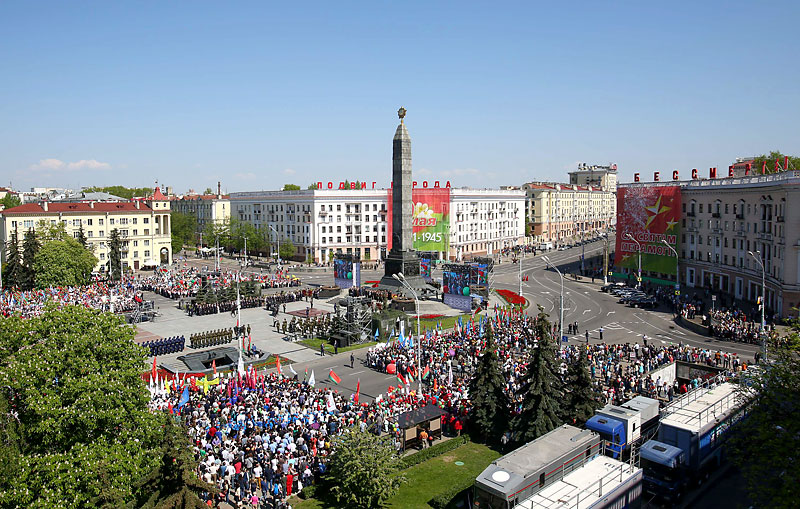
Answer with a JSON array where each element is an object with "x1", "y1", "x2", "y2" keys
[
  {"x1": 620, "y1": 170, "x2": 800, "y2": 318},
  {"x1": 522, "y1": 182, "x2": 615, "y2": 245},
  {"x1": 0, "y1": 186, "x2": 172, "y2": 272},
  {"x1": 569, "y1": 162, "x2": 618, "y2": 192},
  {"x1": 172, "y1": 193, "x2": 231, "y2": 232}
]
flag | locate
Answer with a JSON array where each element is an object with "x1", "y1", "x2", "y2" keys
[
  {"x1": 328, "y1": 370, "x2": 342, "y2": 385},
  {"x1": 325, "y1": 392, "x2": 337, "y2": 412},
  {"x1": 308, "y1": 370, "x2": 316, "y2": 387},
  {"x1": 304, "y1": 367, "x2": 309, "y2": 381},
  {"x1": 151, "y1": 357, "x2": 157, "y2": 382},
  {"x1": 396, "y1": 373, "x2": 407, "y2": 386},
  {"x1": 289, "y1": 363, "x2": 298, "y2": 377},
  {"x1": 212, "y1": 359, "x2": 217, "y2": 377},
  {"x1": 374, "y1": 327, "x2": 380, "y2": 340},
  {"x1": 237, "y1": 351, "x2": 245, "y2": 375},
  {"x1": 199, "y1": 375, "x2": 220, "y2": 394},
  {"x1": 276, "y1": 356, "x2": 283, "y2": 376},
  {"x1": 354, "y1": 379, "x2": 360, "y2": 404},
  {"x1": 177, "y1": 386, "x2": 190, "y2": 409},
  {"x1": 422, "y1": 366, "x2": 430, "y2": 380},
  {"x1": 448, "y1": 363, "x2": 453, "y2": 385},
  {"x1": 398, "y1": 327, "x2": 405, "y2": 349}
]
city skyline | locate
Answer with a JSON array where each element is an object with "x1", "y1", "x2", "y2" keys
[{"x1": 1, "y1": 1, "x2": 798, "y2": 192}]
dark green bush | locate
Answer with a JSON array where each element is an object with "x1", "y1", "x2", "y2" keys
[
  {"x1": 429, "y1": 477, "x2": 475, "y2": 509},
  {"x1": 402, "y1": 434, "x2": 470, "y2": 468}
]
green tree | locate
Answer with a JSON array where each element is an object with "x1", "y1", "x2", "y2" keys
[
  {"x1": 33, "y1": 237, "x2": 98, "y2": 287},
  {"x1": 170, "y1": 211, "x2": 197, "y2": 252},
  {"x1": 0, "y1": 193, "x2": 21, "y2": 209},
  {"x1": 282, "y1": 184, "x2": 301, "y2": 191},
  {"x1": 308, "y1": 183, "x2": 319, "y2": 190},
  {"x1": 125, "y1": 415, "x2": 215, "y2": 509},
  {"x1": 76, "y1": 223, "x2": 88, "y2": 248},
  {"x1": 511, "y1": 312, "x2": 563, "y2": 444},
  {"x1": 468, "y1": 324, "x2": 511, "y2": 443},
  {"x1": 729, "y1": 345, "x2": 800, "y2": 508},
  {"x1": 228, "y1": 217, "x2": 264, "y2": 254},
  {"x1": 2, "y1": 227, "x2": 24, "y2": 288},
  {"x1": 562, "y1": 348, "x2": 601, "y2": 426},
  {"x1": 327, "y1": 428, "x2": 406, "y2": 508},
  {"x1": 752, "y1": 151, "x2": 800, "y2": 174},
  {"x1": 203, "y1": 187, "x2": 213, "y2": 195},
  {"x1": 203, "y1": 217, "x2": 231, "y2": 250},
  {"x1": 21, "y1": 228, "x2": 41, "y2": 290},
  {"x1": 328, "y1": 250, "x2": 335, "y2": 263},
  {"x1": 279, "y1": 238, "x2": 296, "y2": 261},
  {"x1": 0, "y1": 305, "x2": 166, "y2": 508},
  {"x1": 83, "y1": 186, "x2": 151, "y2": 200},
  {"x1": 34, "y1": 219, "x2": 69, "y2": 243},
  {"x1": 109, "y1": 228, "x2": 122, "y2": 280}
]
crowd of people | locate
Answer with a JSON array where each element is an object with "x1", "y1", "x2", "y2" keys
[
  {"x1": 709, "y1": 308, "x2": 764, "y2": 343},
  {"x1": 0, "y1": 281, "x2": 143, "y2": 318}
]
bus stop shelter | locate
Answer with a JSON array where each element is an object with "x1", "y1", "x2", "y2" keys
[{"x1": 396, "y1": 404, "x2": 446, "y2": 451}]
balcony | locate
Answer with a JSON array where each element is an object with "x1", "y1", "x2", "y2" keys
[
  {"x1": 319, "y1": 210, "x2": 327, "y2": 216},
  {"x1": 687, "y1": 211, "x2": 696, "y2": 217},
  {"x1": 735, "y1": 213, "x2": 744, "y2": 220}
]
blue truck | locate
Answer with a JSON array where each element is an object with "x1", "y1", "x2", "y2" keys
[
  {"x1": 585, "y1": 396, "x2": 660, "y2": 459},
  {"x1": 640, "y1": 381, "x2": 748, "y2": 501}
]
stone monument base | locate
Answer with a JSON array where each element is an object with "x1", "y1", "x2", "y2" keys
[{"x1": 378, "y1": 250, "x2": 430, "y2": 295}]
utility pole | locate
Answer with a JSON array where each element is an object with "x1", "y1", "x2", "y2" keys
[
  {"x1": 519, "y1": 253, "x2": 522, "y2": 296},
  {"x1": 603, "y1": 232, "x2": 609, "y2": 285}
]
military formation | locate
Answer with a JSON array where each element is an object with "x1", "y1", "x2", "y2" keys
[
  {"x1": 187, "y1": 297, "x2": 262, "y2": 317},
  {"x1": 142, "y1": 335, "x2": 185, "y2": 357},
  {"x1": 274, "y1": 313, "x2": 333, "y2": 338},
  {"x1": 189, "y1": 328, "x2": 234, "y2": 348}
]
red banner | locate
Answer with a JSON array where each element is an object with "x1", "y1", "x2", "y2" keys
[
  {"x1": 387, "y1": 188, "x2": 451, "y2": 252},
  {"x1": 615, "y1": 186, "x2": 681, "y2": 275}
]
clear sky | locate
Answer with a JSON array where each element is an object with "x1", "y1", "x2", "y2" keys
[{"x1": 1, "y1": 1, "x2": 797, "y2": 193}]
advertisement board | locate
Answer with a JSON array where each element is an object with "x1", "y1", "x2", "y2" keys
[
  {"x1": 333, "y1": 255, "x2": 360, "y2": 289},
  {"x1": 419, "y1": 251, "x2": 438, "y2": 282},
  {"x1": 614, "y1": 186, "x2": 681, "y2": 276},
  {"x1": 442, "y1": 263, "x2": 472, "y2": 311},
  {"x1": 387, "y1": 188, "x2": 450, "y2": 252}
]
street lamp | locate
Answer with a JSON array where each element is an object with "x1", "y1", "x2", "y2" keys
[
  {"x1": 269, "y1": 225, "x2": 281, "y2": 267},
  {"x1": 393, "y1": 272, "x2": 423, "y2": 394},
  {"x1": 748, "y1": 250, "x2": 767, "y2": 360},
  {"x1": 542, "y1": 256, "x2": 564, "y2": 348},
  {"x1": 661, "y1": 239, "x2": 679, "y2": 312},
  {"x1": 624, "y1": 233, "x2": 642, "y2": 289}
]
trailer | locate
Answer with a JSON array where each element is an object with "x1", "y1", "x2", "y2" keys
[
  {"x1": 473, "y1": 425, "x2": 601, "y2": 509},
  {"x1": 584, "y1": 396, "x2": 659, "y2": 458},
  {"x1": 640, "y1": 381, "x2": 748, "y2": 502}
]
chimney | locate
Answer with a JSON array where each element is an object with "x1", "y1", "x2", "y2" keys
[
  {"x1": 42, "y1": 201, "x2": 48, "y2": 212},
  {"x1": 90, "y1": 201, "x2": 95, "y2": 209},
  {"x1": 217, "y1": 181, "x2": 221, "y2": 199},
  {"x1": 135, "y1": 200, "x2": 140, "y2": 209}
]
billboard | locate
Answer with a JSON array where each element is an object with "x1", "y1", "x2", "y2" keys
[
  {"x1": 615, "y1": 186, "x2": 681, "y2": 276},
  {"x1": 387, "y1": 188, "x2": 450, "y2": 252},
  {"x1": 442, "y1": 263, "x2": 472, "y2": 311},
  {"x1": 333, "y1": 255, "x2": 360, "y2": 289},
  {"x1": 419, "y1": 251, "x2": 439, "y2": 282}
]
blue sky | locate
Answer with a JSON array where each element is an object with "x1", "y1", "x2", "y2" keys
[{"x1": 0, "y1": 1, "x2": 797, "y2": 193}]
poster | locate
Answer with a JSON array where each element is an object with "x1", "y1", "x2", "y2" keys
[
  {"x1": 614, "y1": 186, "x2": 681, "y2": 276},
  {"x1": 334, "y1": 256, "x2": 355, "y2": 289},
  {"x1": 420, "y1": 256, "x2": 432, "y2": 281},
  {"x1": 442, "y1": 263, "x2": 472, "y2": 311},
  {"x1": 387, "y1": 188, "x2": 450, "y2": 252}
]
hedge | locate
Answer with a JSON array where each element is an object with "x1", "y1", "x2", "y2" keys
[
  {"x1": 429, "y1": 477, "x2": 475, "y2": 509},
  {"x1": 402, "y1": 434, "x2": 471, "y2": 468}
]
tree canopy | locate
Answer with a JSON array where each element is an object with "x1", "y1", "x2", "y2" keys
[
  {"x1": 0, "y1": 305, "x2": 202, "y2": 508},
  {"x1": 752, "y1": 151, "x2": 800, "y2": 174},
  {"x1": 0, "y1": 193, "x2": 21, "y2": 209},
  {"x1": 2, "y1": 227, "x2": 24, "y2": 288},
  {"x1": 326, "y1": 428, "x2": 406, "y2": 508},
  {"x1": 83, "y1": 186, "x2": 152, "y2": 200},
  {"x1": 279, "y1": 238, "x2": 296, "y2": 261},
  {"x1": 170, "y1": 211, "x2": 197, "y2": 252},
  {"x1": 468, "y1": 324, "x2": 511, "y2": 443},
  {"x1": 108, "y1": 229, "x2": 123, "y2": 280},
  {"x1": 33, "y1": 237, "x2": 98, "y2": 287},
  {"x1": 282, "y1": 184, "x2": 301, "y2": 191}
]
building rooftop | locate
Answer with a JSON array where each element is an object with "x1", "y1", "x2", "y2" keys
[
  {"x1": 659, "y1": 382, "x2": 739, "y2": 433},
  {"x1": 1, "y1": 202, "x2": 153, "y2": 214}
]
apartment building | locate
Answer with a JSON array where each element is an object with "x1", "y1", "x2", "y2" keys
[
  {"x1": 522, "y1": 182, "x2": 615, "y2": 245},
  {"x1": 0, "y1": 186, "x2": 172, "y2": 272},
  {"x1": 172, "y1": 193, "x2": 231, "y2": 231}
]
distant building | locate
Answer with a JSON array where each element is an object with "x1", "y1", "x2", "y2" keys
[
  {"x1": 569, "y1": 162, "x2": 618, "y2": 192},
  {"x1": 172, "y1": 193, "x2": 231, "y2": 233},
  {"x1": 0, "y1": 186, "x2": 172, "y2": 272},
  {"x1": 57, "y1": 191, "x2": 128, "y2": 202}
]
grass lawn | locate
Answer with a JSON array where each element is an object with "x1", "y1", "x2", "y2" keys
[
  {"x1": 388, "y1": 441, "x2": 500, "y2": 508},
  {"x1": 299, "y1": 338, "x2": 378, "y2": 355},
  {"x1": 417, "y1": 313, "x2": 476, "y2": 332},
  {"x1": 288, "y1": 441, "x2": 499, "y2": 509}
]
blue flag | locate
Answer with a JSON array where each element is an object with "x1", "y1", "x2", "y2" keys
[
  {"x1": 177, "y1": 386, "x2": 190, "y2": 409},
  {"x1": 374, "y1": 327, "x2": 380, "y2": 339}
]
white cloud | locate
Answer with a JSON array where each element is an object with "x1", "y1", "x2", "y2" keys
[
  {"x1": 30, "y1": 158, "x2": 111, "y2": 171},
  {"x1": 283, "y1": 168, "x2": 296, "y2": 176}
]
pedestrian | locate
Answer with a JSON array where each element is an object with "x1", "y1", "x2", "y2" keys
[
  {"x1": 320, "y1": 343, "x2": 325, "y2": 357},
  {"x1": 599, "y1": 327, "x2": 604, "y2": 340},
  {"x1": 350, "y1": 352, "x2": 355, "y2": 369},
  {"x1": 334, "y1": 339, "x2": 339, "y2": 355},
  {"x1": 585, "y1": 330, "x2": 589, "y2": 344}
]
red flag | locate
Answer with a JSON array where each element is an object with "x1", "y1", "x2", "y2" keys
[
  {"x1": 276, "y1": 355, "x2": 283, "y2": 375},
  {"x1": 354, "y1": 379, "x2": 360, "y2": 404},
  {"x1": 212, "y1": 359, "x2": 217, "y2": 376},
  {"x1": 151, "y1": 357, "x2": 157, "y2": 382},
  {"x1": 328, "y1": 369, "x2": 342, "y2": 385}
]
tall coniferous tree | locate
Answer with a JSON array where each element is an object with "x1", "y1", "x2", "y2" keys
[
  {"x1": 512, "y1": 312, "x2": 563, "y2": 444},
  {"x1": 108, "y1": 229, "x2": 122, "y2": 280},
  {"x1": 20, "y1": 229, "x2": 40, "y2": 290},
  {"x1": 3, "y1": 227, "x2": 23, "y2": 288},
  {"x1": 468, "y1": 324, "x2": 511, "y2": 443},
  {"x1": 76, "y1": 223, "x2": 88, "y2": 248},
  {"x1": 563, "y1": 348, "x2": 602, "y2": 426}
]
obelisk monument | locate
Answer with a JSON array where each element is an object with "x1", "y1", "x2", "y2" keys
[{"x1": 379, "y1": 108, "x2": 428, "y2": 293}]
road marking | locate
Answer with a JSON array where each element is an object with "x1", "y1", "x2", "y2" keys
[
  {"x1": 607, "y1": 311, "x2": 615, "y2": 316},
  {"x1": 674, "y1": 330, "x2": 686, "y2": 335},
  {"x1": 348, "y1": 370, "x2": 366, "y2": 376},
  {"x1": 583, "y1": 309, "x2": 590, "y2": 314}
]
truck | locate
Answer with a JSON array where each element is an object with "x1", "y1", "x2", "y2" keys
[
  {"x1": 640, "y1": 381, "x2": 749, "y2": 502},
  {"x1": 473, "y1": 425, "x2": 643, "y2": 509},
  {"x1": 538, "y1": 242, "x2": 553, "y2": 251},
  {"x1": 584, "y1": 396, "x2": 660, "y2": 458}
]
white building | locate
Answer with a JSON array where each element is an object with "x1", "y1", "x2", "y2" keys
[{"x1": 230, "y1": 187, "x2": 525, "y2": 263}]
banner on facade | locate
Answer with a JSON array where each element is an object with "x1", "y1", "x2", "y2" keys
[
  {"x1": 615, "y1": 186, "x2": 681, "y2": 275},
  {"x1": 387, "y1": 188, "x2": 450, "y2": 252}
]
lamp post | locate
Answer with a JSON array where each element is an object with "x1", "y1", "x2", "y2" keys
[
  {"x1": 624, "y1": 233, "x2": 642, "y2": 289},
  {"x1": 748, "y1": 250, "x2": 767, "y2": 360},
  {"x1": 542, "y1": 256, "x2": 564, "y2": 347},
  {"x1": 393, "y1": 272, "x2": 423, "y2": 393},
  {"x1": 269, "y1": 225, "x2": 281, "y2": 267},
  {"x1": 602, "y1": 229, "x2": 610, "y2": 285},
  {"x1": 661, "y1": 239, "x2": 679, "y2": 312}
]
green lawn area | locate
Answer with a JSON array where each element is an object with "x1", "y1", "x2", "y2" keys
[
  {"x1": 417, "y1": 313, "x2": 477, "y2": 332},
  {"x1": 289, "y1": 441, "x2": 500, "y2": 509},
  {"x1": 299, "y1": 338, "x2": 378, "y2": 355}
]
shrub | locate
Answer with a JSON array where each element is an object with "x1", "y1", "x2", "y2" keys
[
  {"x1": 402, "y1": 434, "x2": 470, "y2": 468},
  {"x1": 429, "y1": 477, "x2": 475, "y2": 509}
]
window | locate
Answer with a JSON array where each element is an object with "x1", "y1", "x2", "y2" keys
[
  {"x1": 99, "y1": 218, "x2": 104, "y2": 225},
  {"x1": 132, "y1": 218, "x2": 137, "y2": 224},
  {"x1": 87, "y1": 219, "x2": 93, "y2": 226},
  {"x1": 88, "y1": 231, "x2": 94, "y2": 238},
  {"x1": 133, "y1": 240, "x2": 138, "y2": 247},
  {"x1": 144, "y1": 229, "x2": 149, "y2": 235},
  {"x1": 120, "y1": 218, "x2": 128, "y2": 225},
  {"x1": 133, "y1": 251, "x2": 138, "y2": 258},
  {"x1": 133, "y1": 229, "x2": 138, "y2": 236},
  {"x1": 109, "y1": 218, "x2": 115, "y2": 225},
  {"x1": 144, "y1": 250, "x2": 150, "y2": 257},
  {"x1": 143, "y1": 218, "x2": 149, "y2": 224},
  {"x1": 99, "y1": 230, "x2": 104, "y2": 237},
  {"x1": 100, "y1": 253, "x2": 105, "y2": 260}
]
